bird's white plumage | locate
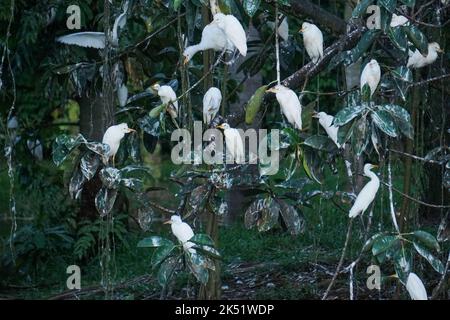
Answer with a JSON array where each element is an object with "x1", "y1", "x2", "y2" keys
[
  {"x1": 167, "y1": 215, "x2": 196, "y2": 253},
  {"x1": 102, "y1": 123, "x2": 133, "y2": 162},
  {"x1": 349, "y1": 164, "x2": 380, "y2": 218},
  {"x1": 154, "y1": 84, "x2": 178, "y2": 119},
  {"x1": 117, "y1": 84, "x2": 128, "y2": 107},
  {"x1": 360, "y1": 59, "x2": 381, "y2": 97},
  {"x1": 407, "y1": 42, "x2": 442, "y2": 69},
  {"x1": 270, "y1": 85, "x2": 302, "y2": 130},
  {"x1": 314, "y1": 112, "x2": 341, "y2": 148},
  {"x1": 390, "y1": 14, "x2": 409, "y2": 27},
  {"x1": 219, "y1": 123, "x2": 245, "y2": 163},
  {"x1": 56, "y1": 32, "x2": 106, "y2": 49},
  {"x1": 406, "y1": 272, "x2": 428, "y2": 300},
  {"x1": 183, "y1": 24, "x2": 234, "y2": 63},
  {"x1": 300, "y1": 22, "x2": 323, "y2": 64},
  {"x1": 213, "y1": 13, "x2": 247, "y2": 56},
  {"x1": 203, "y1": 87, "x2": 222, "y2": 125}
]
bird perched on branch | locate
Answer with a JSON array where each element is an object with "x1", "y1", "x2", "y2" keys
[
  {"x1": 360, "y1": 59, "x2": 381, "y2": 97},
  {"x1": 266, "y1": 85, "x2": 302, "y2": 130},
  {"x1": 312, "y1": 111, "x2": 341, "y2": 148},
  {"x1": 102, "y1": 123, "x2": 135, "y2": 166},
  {"x1": 152, "y1": 83, "x2": 178, "y2": 119},
  {"x1": 217, "y1": 123, "x2": 245, "y2": 164},
  {"x1": 349, "y1": 164, "x2": 380, "y2": 218},
  {"x1": 164, "y1": 215, "x2": 196, "y2": 253},
  {"x1": 299, "y1": 22, "x2": 323, "y2": 64},
  {"x1": 56, "y1": 1, "x2": 129, "y2": 49},
  {"x1": 212, "y1": 13, "x2": 247, "y2": 57},
  {"x1": 203, "y1": 87, "x2": 222, "y2": 125},
  {"x1": 407, "y1": 42, "x2": 443, "y2": 69}
]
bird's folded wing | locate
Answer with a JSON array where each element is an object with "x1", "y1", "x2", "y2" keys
[{"x1": 56, "y1": 32, "x2": 106, "y2": 49}]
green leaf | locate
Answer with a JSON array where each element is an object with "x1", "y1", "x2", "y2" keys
[
  {"x1": 400, "y1": 0, "x2": 415, "y2": 7},
  {"x1": 303, "y1": 135, "x2": 336, "y2": 152},
  {"x1": 245, "y1": 85, "x2": 267, "y2": 124},
  {"x1": 372, "y1": 235, "x2": 398, "y2": 256},
  {"x1": 371, "y1": 110, "x2": 398, "y2": 137},
  {"x1": 52, "y1": 134, "x2": 85, "y2": 166},
  {"x1": 352, "y1": 0, "x2": 374, "y2": 18},
  {"x1": 258, "y1": 197, "x2": 280, "y2": 232},
  {"x1": 137, "y1": 236, "x2": 174, "y2": 248},
  {"x1": 188, "y1": 252, "x2": 209, "y2": 284},
  {"x1": 403, "y1": 25, "x2": 428, "y2": 56},
  {"x1": 393, "y1": 250, "x2": 411, "y2": 284},
  {"x1": 138, "y1": 115, "x2": 161, "y2": 137},
  {"x1": 343, "y1": 30, "x2": 379, "y2": 66},
  {"x1": 192, "y1": 245, "x2": 221, "y2": 259},
  {"x1": 411, "y1": 230, "x2": 440, "y2": 252},
  {"x1": 149, "y1": 104, "x2": 166, "y2": 118},
  {"x1": 334, "y1": 105, "x2": 366, "y2": 126},
  {"x1": 392, "y1": 66, "x2": 413, "y2": 83},
  {"x1": 190, "y1": 234, "x2": 215, "y2": 247},
  {"x1": 363, "y1": 232, "x2": 388, "y2": 252},
  {"x1": 379, "y1": 104, "x2": 414, "y2": 139},
  {"x1": 80, "y1": 151, "x2": 100, "y2": 180},
  {"x1": 99, "y1": 167, "x2": 122, "y2": 189},
  {"x1": 69, "y1": 164, "x2": 87, "y2": 200},
  {"x1": 277, "y1": 199, "x2": 305, "y2": 236},
  {"x1": 243, "y1": 0, "x2": 261, "y2": 17},
  {"x1": 388, "y1": 27, "x2": 408, "y2": 52},
  {"x1": 152, "y1": 244, "x2": 176, "y2": 267},
  {"x1": 157, "y1": 256, "x2": 178, "y2": 287},
  {"x1": 413, "y1": 242, "x2": 444, "y2": 274},
  {"x1": 378, "y1": 0, "x2": 397, "y2": 12},
  {"x1": 173, "y1": 0, "x2": 183, "y2": 11},
  {"x1": 218, "y1": 0, "x2": 232, "y2": 14},
  {"x1": 94, "y1": 187, "x2": 118, "y2": 217},
  {"x1": 352, "y1": 116, "x2": 370, "y2": 156}
]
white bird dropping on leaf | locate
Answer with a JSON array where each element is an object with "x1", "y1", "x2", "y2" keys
[
  {"x1": 266, "y1": 85, "x2": 302, "y2": 130},
  {"x1": 406, "y1": 272, "x2": 428, "y2": 300},
  {"x1": 407, "y1": 42, "x2": 443, "y2": 69},
  {"x1": 102, "y1": 123, "x2": 135, "y2": 165},
  {"x1": 203, "y1": 87, "x2": 222, "y2": 125},
  {"x1": 164, "y1": 215, "x2": 196, "y2": 253},
  {"x1": 390, "y1": 14, "x2": 409, "y2": 27},
  {"x1": 313, "y1": 112, "x2": 341, "y2": 148},
  {"x1": 360, "y1": 59, "x2": 381, "y2": 97},
  {"x1": 299, "y1": 22, "x2": 323, "y2": 64},
  {"x1": 217, "y1": 123, "x2": 245, "y2": 164},
  {"x1": 152, "y1": 83, "x2": 178, "y2": 119},
  {"x1": 212, "y1": 13, "x2": 247, "y2": 57},
  {"x1": 349, "y1": 164, "x2": 380, "y2": 218},
  {"x1": 183, "y1": 24, "x2": 234, "y2": 64}
]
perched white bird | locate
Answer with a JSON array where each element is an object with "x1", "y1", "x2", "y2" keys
[
  {"x1": 212, "y1": 13, "x2": 247, "y2": 57},
  {"x1": 56, "y1": 1, "x2": 128, "y2": 49},
  {"x1": 203, "y1": 87, "x2": 222, "y2": 125},
  {"x1": 102, "y1": 123, "x2": 135, "y2": 165},
  {"x1": 164, "y1": 215, "x2": 195, "y2": 253},
  {"x1": 152, "y1": 83, "x2": 178, "y2": 119},
  {"x1": 406, "y1": 272, "x2": 428, "y2": 300},
  {"x1": 217, "y1": 123, "x2": 245, "y2": 163},
  {"x1": 266, "y1": 85, "x2": 302, "y2": 130},
  {"x1": 360, "y1": 59, "x2": 381, "y2": 97},
  {"x1": 183, "y1": 24, "x2": 234, "y2": 64},
  {"x1": 299, "y1": 22, "x2": 323, "y2": 64},
  {"x1": 407, "y1": 42, "x2": 443, "y2": 69},
  {"x1": 349, "y1": 164, "x2": 380, "y2": 218},
  {"x1": 27, "y1": 139, "x2": 43, "y2": 161},
  {"x1": 312, "y1": 111, "x2": 341, "y2": 148},
  {"x1": 390, "y1": 14, "x2": 409, "y2": 27},
  {"x1": 117, "y1": 84, "x2": 128, "y2": 107}
]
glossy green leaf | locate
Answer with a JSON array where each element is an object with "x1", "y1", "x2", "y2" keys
[
  {"x1": 85, "y1": 141, "x2": 110, "y2": 156},
  {"x1": 190, "y1": 234, "x2": 215, "y2": 247},
  {"x1": 157, "y1": 256, "x2": 178, "y2": 287},
  {"x1": 412, "y1": 230, "x2": 440, "y2": 252},
  {"x1": 80, "y1": 151, "x2": 100, "y2": 180},
  {"x1": 343, "y1": 30, "x2": 379, "y2": 66},
  {"x1": 138, "y1": 115, "x2": 161, "y2": 137},
  {"x1": 303, "y1": 135, "x2": 336, "y2": 152},
  {"x1": 378, "y1": 0, "x2": 397, "y2": 12},
  {"x1": 352, "y1": 116, "x2": 370, "y2": 156},
  {"x1": 243, "y1": 0, "x2": 261, "y2": 17},
  {"x1": 173, "y1": 0, "x2": 183, "y2": 11},
  {"x1": 413, "y1": 242, "x2": 444, "y2": 274},
  {"x1": 95, "y1": 187, "x2": 118, "y2": 217},
  {"x1": 379, "y1": 104, "x2": 414, "y2": 139},
  {"x1": 372, "y1": 235, "x2": 398, "y2": 256},
  {"x1": 138, "y1": 236, "x2": 174, "y2": 248},
  {"x1": 99, "y1": 167, "x2": 122, "y2": 189},
  {"x1": 404, "y1": 25, "x2": 428, "y2": 56},
  {"x1": 388, "y1": 26, "x2": 408, "y2": 52},
  {"x1": 334, "y1": 105, "x2": 366, "y2": 126},
  {"x1": 400, "y1": 0, "x2": 415, "y2": 7},
  {"x1": 352, "y1": 0, "x2": 374, "y2": 18},
  {"x1": 188, "y1": 252, "x2": 209, "y2": 284},
  {"x1": 152, "y1": 244, "x2": 176, "y2": 267},
  {"x1": 149, "y1": 104, "x2": 166, "y2": 118},
  {"x1": 277, "y1": 199, "x2": 305, "y2": 236},
  {"x1": 52, "y1": 134, "x2": 85, "y2": 166},
  {"x1": 245, "y1": 85, "x2": 267, "y2": 124},
  {"x1": 371, "y1": 110, "x2": 398, "y2": 137},
  {"x1": 69, "y1": 164, "x2": 86, "y2": 200},
  {"x1": 393, "y1": 250, "x2": 411, "y2": 284}
]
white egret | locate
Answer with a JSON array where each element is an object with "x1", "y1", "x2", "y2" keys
[
  {"x1": 266, "y1": 85, "x2": 302, "y2": 130},
  {"x1": 56, "y1": 1, "x2": 128, "y2": 49},
  {"x1": 407, "y1": 42, "x2": 443, "y2": 69},
  {"x1": 299, "y1": 22, "x2": 323, "y2": 64},
  {"x1": 312, "y1": 111, "x2": 341, "y2": 148},
  {"x1": 406, "y1": 272, "x2": 428, "y2": 300},
  {"x1": 217, "y1": 123, "x2": 245, "y2": 164},
  {"x1": 164, "y1": 215, "x2": 196, "y2": 253},
  {"x1": 117, "y1": 84, "x2": 128, "y2": 107},
  {"x1": 360, "y1": 59, "x2": 381, "y2": 97},
  {"x1": 390, "y1": 14, "x2": 409, "y2": 27},
  {"x1": 203, "y1": 87, "x2": 222, "y2": 125},
  {"x1": 183, "y1": 24, "x2": 234, "y2": 64},
  {"x1": 212, "y1": 13, "x2": 247, "y2": 57},
  {"x1": 152, "y1": 83, "x2": 178, "y2": 119},
  {"x1": 349, "y1": 164, "x2": 380, "y2": 218},
  {"x1": 102, "y1": 123, "x2": 135, "y2": 165}
]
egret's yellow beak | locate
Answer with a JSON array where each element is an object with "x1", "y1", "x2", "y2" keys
[
  {"x1": 151, "y1": 84, "x2": 159, "y2": 92},
  {"x1": 299, "y1": 28, "x2": 305, "y2": 33},
  {"x1": 437, "y1": 48, "x2": 444, "y2": 53},
  {"x1": 266, "y1": 87, "x2": 277, "y2": 93},
  {"x1": 372, "y1": 164, "x2": 379, "y2": 169},
  {"x1": 183, "y1": 56, "x2": 189, "y2": 65},
  {"x1": 126, "y1": 128, "x2": 136, "y2": 133},
  {"x1": 216, "y1": 124, "x2": 225, "y2": 129},
  {"x1": 163, "y1": 220, "x2": 172, "y2": 224},
  {"x1": 311, "y1": 111, "x2": 319, "y2": 118}
]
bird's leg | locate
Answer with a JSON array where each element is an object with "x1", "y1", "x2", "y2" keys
[{"x1": 112, "y1": 155, "x2": 115, "y2": 167}]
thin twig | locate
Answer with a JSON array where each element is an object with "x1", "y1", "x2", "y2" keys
[{"x1": 388, "y1": 148, "x2": 445, "y2": 165}]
